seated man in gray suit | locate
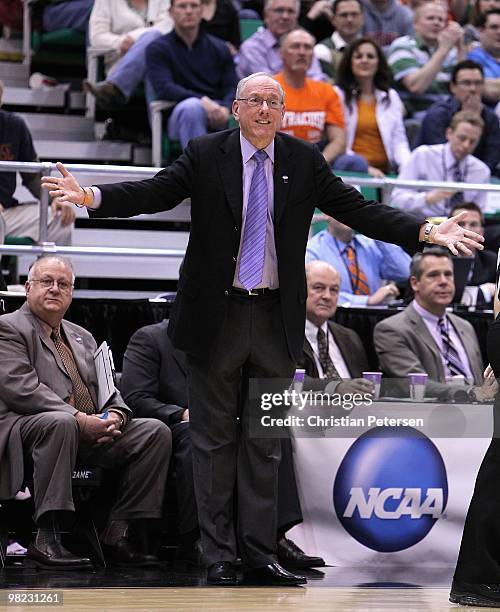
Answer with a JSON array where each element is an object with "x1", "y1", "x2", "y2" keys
[
  {"x1": 374, "y1": 247, "x2": 496, "y2": 401},
  {"x1": 0, "y1": 255, "x2": 171, "y2": 570},
  {"x1": 301, "y1": 260, "x2": 374, "y2": 393},
  {"x1": 120, "y1": 319, "x2": 325, "y2": 570}
]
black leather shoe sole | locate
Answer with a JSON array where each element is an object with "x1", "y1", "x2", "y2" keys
[
  {"x1": 450, "y1": 588, "x2": 500, "y2": 607},
  {"x1": 24, "y1": 557, "x2": 93, "y2": 571},
  {"x1": 279, "y1": 557, "x2": 326, "y2": 569},
  {"x1": 243, "y1": 570, "x2": 307, "y2": 586},
  {"x1": 206, "y1": 574, "x2": 240, "y2": 586}
]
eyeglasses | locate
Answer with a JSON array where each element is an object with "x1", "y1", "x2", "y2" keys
[
  {"x1": 456, "y1": 80, "x2": 484, "y2": 87},
  {"x1": 237, "y1": 97, "x2": 282, "y2": 109},
  {"x1": 30, "y1": 278, "x2": 74, "y2": 292}
]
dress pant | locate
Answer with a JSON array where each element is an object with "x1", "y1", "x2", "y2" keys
[
  {"x1": 187, "y1": 292, "x2": 295, "y2": 568},
  {"x1": 19, "y1": 412, "x2": 171, "y2": 523},
  {"x1": 454, "y1": 316, "x2": 500, "y2": 582},
  {"x1": 170, "y1": 421, "x2": 198, "y2": 536},
  {"x1": 277, "y1": 437, "x2": 303, "y2": 533}
]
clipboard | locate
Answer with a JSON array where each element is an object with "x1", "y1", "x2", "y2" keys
[{"x1": 93, "y1": 341, "x2": 116, "y2": 410}]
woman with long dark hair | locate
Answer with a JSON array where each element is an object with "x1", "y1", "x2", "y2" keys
[{"x1": 335, "y1": 37, "x2": 410, "y2": 177}]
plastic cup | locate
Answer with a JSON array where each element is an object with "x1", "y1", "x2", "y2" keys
[
  {"x1": 293, "y1": 368, "x2": 305, "y2": 392},
  {"x1": 408, "y1": 372, "x2": 428, "y2": 401},
  {"x1": 362, "y1": 371, "x2": 382, "y2": 399}
]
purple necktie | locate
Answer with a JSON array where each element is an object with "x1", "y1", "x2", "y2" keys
[{"x1": 238, "y1": 150, "x2": 268, "y2": 290}]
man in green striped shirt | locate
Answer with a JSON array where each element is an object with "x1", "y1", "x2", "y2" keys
[{"x1": 388, "y1": 1, "x2": 465, "y2": 117}]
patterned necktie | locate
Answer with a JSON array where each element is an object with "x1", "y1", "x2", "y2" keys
[
  {"x1": 448, "y1": 161, "x2": 464, "y2": 211},
  {"x1": 438, "y1": 317, "x2": 469, "y2": 381},
  {"x1": 238, "y1": 150, "x2": 268, "y2": 290},
  {"x1": 344, "y1": 245, "x2": 370, "y2": 295},
  {"x1": 317, "y1": 327, "x2": 339, "y2": 379},
  {"x1": 51, "y1": 328, "x2": 95, "y2": 414}
]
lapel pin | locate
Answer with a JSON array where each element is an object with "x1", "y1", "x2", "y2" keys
[{"x1": 282, "y1": 175, "x2": 288, "y2": 184}]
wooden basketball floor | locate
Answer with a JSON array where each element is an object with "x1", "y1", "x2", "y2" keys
[
  {"x1": 15, "y1": 586, "x2": 459, "y2": 611},
  {"x1": 1, "y1": 566, "x2": 469, "y2": 611}
]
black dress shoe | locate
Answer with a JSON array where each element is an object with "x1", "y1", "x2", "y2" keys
[
  {"x1": 277, "y1": 537, "x2": 325, "y2": 569},
  {"x1": 102, "y1": 537, "x2": 161, "y2": 567},
  {"x1": 450, "y1": 579, "x2": 500, "y2": 607},
  {"x1": 243, "y1": 562, "x2": 307, "y2": 585},
  {"x1": 207, "y1": 561, "x2": 239, "y2": 585},
  {"x1": 26, "y1": 542, "x2": 93, "y2": 571}
]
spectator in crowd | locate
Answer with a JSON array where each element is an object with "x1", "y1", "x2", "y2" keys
[
  {"x1": 0, "y1": 81, "x2": 74, "y2": 246},
  {"x1": 120, "y1": 318, "x2": 326, "y2": 570},
  {"x1": 42, "y1": 0, "x2": 94, "y2": 33},
  {"x1": 335, "y1": 38, "x2": 411, "y2": 177},
  {"x1": 299, "y1": 0, "x2": 335, "y2": 42},
  {"x1": 463, "y1": 0, "x2": 500, "y2": 47},
  {"x1": 302, "y1": 261, "x2": 375, "y2": 394},
  {"x1": 275, "y1": 28, "x2": 366, "y2": 172},
  {"x1": 374, "y1": 247, "x2": 496, "y2": 400},
  {"x1": 201, "y1": 0, "x2": 241, "y2": 52},
  {"x1": 416, "y1": 60, "x2": 500, "y2": 174},
  {"x1": 450, "y1": 201, "x2": 497, "y2": 305},
  {"x1": 0, "y1": 0, "x2": 23, "y2": 32},
  {"x1": 306, "y1": 216, "x2": 411, "y2": 305},
  {"x1": 146, "y1": 0, "x2": 237, "y2": 148},
  {"x1": 0, "y1": 255, "x2": 171, "y2": 569},
  {"x1": 85, "y1": 0, "x2": 172, "y2": 107},
  {"x1": 314, "y1": 0, "x2": 364, "y2": 80},
  {"x1": 388, "y1": 1, "x2": 465, "y2": 117},
  {"x1": 361, "y1": 0, "x2": 413, "y2": 51},
  {"x1": 392, "y1": 110, "x2": 490, "y2": 215},
  {"x1": 467, "y1": 9, "x2": 500, "y2": 104},
  {"x1": 237, "y1": 0, "x2": 325, "y2": 79}
]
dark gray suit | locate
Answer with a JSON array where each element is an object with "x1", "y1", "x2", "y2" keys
[
  {"x1": 374, "y1": 301, "x2": 484, "y2": 398},
  {"x1": 0, "y1": 303, "x2": 171, "y2": 523}
]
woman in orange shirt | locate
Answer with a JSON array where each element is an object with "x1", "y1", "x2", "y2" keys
[{"x1": 335, "y1": 38, "x2": 411, "y2": 177}]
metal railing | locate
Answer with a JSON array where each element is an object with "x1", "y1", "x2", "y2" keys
[{"x1": 1, "y1": 160, "x2": 500, "y2": 261}]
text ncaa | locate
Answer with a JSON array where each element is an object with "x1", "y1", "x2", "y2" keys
[{"x1": 333, "y1": 427, "x2": 448, "y2": 552}]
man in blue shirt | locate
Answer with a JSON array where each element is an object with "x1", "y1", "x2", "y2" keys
[
  {"x1": 146, "y1": 0, "x2": 238, "y2": 148},
  {"x1": 417, "y1": 60, "x2": 500, "y2": 174},
  {"x1": 305, "y1": 216, "x2": 411, "y2": 305},
  {"x1": 468, "y1": 9, "x2": 500, "y2": 105}
]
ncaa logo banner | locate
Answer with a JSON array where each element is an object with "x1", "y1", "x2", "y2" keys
[{"x1": 288, "y1": 420, "x2": 490, "y2": 567}]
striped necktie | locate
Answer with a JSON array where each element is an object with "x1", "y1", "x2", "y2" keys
[
  {"x1": 344, "y1": 245, "x2": 370, "y2": 295},
  {"x1": 438, "y1": 317, "x2": 469, "y2": 381},
  {"x1": 51, "y1": 328, "x2": 95, "y2": 414},
  {"x1": 238, "y1": 150, "x2": 268, "y2": 290}
]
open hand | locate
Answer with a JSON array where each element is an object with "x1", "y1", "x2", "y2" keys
[
  {"x1": 42, "y1": 161, "x2": 86, "y2": 207},
  {"x1": 430, "y1": 211, "x2": 484, "y2": 255}
]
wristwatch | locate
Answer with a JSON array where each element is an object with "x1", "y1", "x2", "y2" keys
[{"x1": 423, "y1": 222, "x2": 434, "y2": 243}]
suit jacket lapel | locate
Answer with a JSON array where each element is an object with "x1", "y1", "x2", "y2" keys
[
  {"x1": 406, "y1": 303, "x2": 445, "y2": 377},
  {"x1": 328, "y1": 321, "x2": 355, "y2": 377},
  {"x1": 449, "y1": 313, "x2": 483, "y2": 384},
  {"x1": 218, "y1": 129, "x2": 244, "y2": 225},
  {"x1": 273, "y1": 134, "x2": 294, "y2": 227},
  {"x1": 27, "y1": 307, "x2": 68, "y2": 379}
]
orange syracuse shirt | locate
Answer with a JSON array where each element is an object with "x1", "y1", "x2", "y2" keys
[{"x1": 274, "y1": 72, "x2": 345, "y2": 144}]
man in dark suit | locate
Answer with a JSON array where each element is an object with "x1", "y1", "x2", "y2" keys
[
  {"x1": 0, "y1": 255, "x2": 171, "y2": 570},
  {"x1": 42, "y1": 72, "x2": 483, "y2": 585},
  {"x1": 450, "y1": 201, "x2": 497, "y2": 307},
  {"x1": 120, "y1": 319, "x2": 325, "y2": 569},
  {"x1": 301, "y1": 260, "x2": 372, "y2": 388}
]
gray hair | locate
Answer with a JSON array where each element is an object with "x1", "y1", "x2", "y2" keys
[
  {"x1": 264, "y1": 0, "x2": 300, "y2": 12},
  {"x1": 235, "y1": 72, "x2": 285, "y2": 104},
  {"x1": 28, "y1": 254, "x2": 75, "y2": 283}
]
